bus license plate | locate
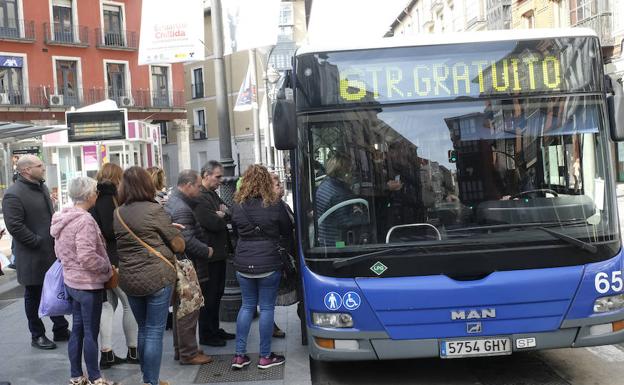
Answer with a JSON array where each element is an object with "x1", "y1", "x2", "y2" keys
[{"x1": 440, "y1": 337, "x2": 511, "y2": 358}]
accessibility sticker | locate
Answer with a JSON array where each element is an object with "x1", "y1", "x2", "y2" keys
[
  {"x1": 324, "y1": 292, "x2": 342, "y2": 310},
  {"x1": 342, "y1": 291, "x2": 361, "y2": 310}
]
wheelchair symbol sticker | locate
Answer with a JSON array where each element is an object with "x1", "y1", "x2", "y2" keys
[
  {"x1": 324, "y1": 292, "x2": 342, "y2": 310},
  {"x1": 342, "y1": 292, "x2": 361, "y2": 310}
]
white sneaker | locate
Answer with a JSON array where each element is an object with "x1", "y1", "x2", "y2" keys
[
  {"x1": 69, "y1": 377, "x2": 88, "y2": 385},
  {"x1": 89, "y1": 378, "x2": 120, "y2": 385}
]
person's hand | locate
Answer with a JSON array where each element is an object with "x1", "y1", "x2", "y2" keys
[
  {"x1": 216, "y1": 210, "x2": 226, "y2": 218},
  {"x1": 208, "y1": 247, "x2": 214, "y2": 257},
  {"x1": 219, "y1": 204, "x2": 229, "y2": 214},
  {"x1": 50, "y1": 192, "x2": 58, "y2": 205},
  {"x1": 172, "y1": 223, "x2": 186, "y2": 230},
  {"x1": 387, "y1": 179, "x2": 403, "y2": 191}
]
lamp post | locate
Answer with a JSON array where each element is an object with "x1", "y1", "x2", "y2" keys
[{"x1": 264, "y1": 64, "x2": 281, "y2": 170}]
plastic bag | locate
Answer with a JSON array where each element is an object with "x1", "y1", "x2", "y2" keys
[{"x1": 38, "y1": 260, "x2": 72, "y2": 318}]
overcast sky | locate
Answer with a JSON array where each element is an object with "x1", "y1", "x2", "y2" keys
[{"x1": 307, "y1": 0, "x2": 407, "y2": 45}]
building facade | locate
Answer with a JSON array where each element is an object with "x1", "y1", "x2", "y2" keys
[
  {"x1": 166, "y1": 0, "x2": 307, "y2": 180},
  {"x1": 0, "y1": 0, "x2": 186, "y2": 193}
]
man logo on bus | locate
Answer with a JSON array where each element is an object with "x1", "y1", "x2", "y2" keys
[{"x1": 451, "y1": 308, "x2": 496, "y2": 320}]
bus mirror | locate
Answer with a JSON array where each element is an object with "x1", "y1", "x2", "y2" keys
[
  {"x1": 273, "y1": 99, "x2": 296, "y2": 150},
  {"x1": 607, "y1": 75, "x2": 624, "y2": 142}
]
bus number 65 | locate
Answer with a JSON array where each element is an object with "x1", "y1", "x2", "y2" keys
[{"x1": 595, "y1": 271, "x2": 624, "y2": 294}]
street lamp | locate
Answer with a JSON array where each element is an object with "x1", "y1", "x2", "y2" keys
[{"x1": 264, "y1": 64, "x2": 281, "y2": 169}]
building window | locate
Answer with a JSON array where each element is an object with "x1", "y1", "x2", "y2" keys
[
  {"x1": 103, "y1": 4, "x2": 123, "y2": 46},
  {"x1": 522, "y1": 10, "x2": 535, "y2": 29},
  {"x1": 151, "y1": 66, "x2": 169, "y2": 107},
  {"x1": 106, "y1": 62, "x2": 128, "y2": 104},
  {"x1": 277, "y1": 2, "x2": 294, "y2": 41},
  {"x1": 52, "y1": 0, "x2": 73, "y2": 43},
  {"x1": 55, "y1": 59, "x2": 78, "y2": 106},
  {"x1": 0, "y1": 0, "x2": 19, "y2": 38},
  {"x1": 0, "y1": 55, "x2": 23, "y2": 104},
  {"x1": 192, "y1": 68, "x2": 203, "y2": 99},
  {"x1": 194, "y1": 109, "x2": 206, "y2": 140},
  {"x1": 570, "y1": 0, "x2": 595, "y2": 25}
]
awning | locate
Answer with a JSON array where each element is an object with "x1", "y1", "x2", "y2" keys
[{"x1": 0, "y1": 122, "x2": 68, "y2": 141}]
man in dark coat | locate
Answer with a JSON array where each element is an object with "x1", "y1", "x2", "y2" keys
[
  {"x1": 2, "y1": 155, "x2": 69, "y2": 349},
  {"x1": 194, "y1": 160, "x2": 235, "y2": 346},
  {"x1": 164, "y1": 169, "x2": 213, "y2": 365}
]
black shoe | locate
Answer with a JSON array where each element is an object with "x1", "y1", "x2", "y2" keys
[
  {"x1": 199, "y1": 337, "x2": 226, "y2": 347},
  {"x1": 125, "y1": 347, "x2": 140, "y2": 364},
  {"x1": 217, "y1": 328, "x2": 236, "y2": 340},
  {"x1": 99, "y1": 350, "x2": 126, "y2": 369},
  {"x1": 31, "y1": 336, "x2": 56, "y2": 350},
  {"x1": 53, "y1": 329, "x2": 71, "y2": 342}
]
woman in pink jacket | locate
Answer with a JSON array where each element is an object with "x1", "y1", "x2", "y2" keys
[{"x1": 51, "y1": 176, "x2": 119, "y2": 385}]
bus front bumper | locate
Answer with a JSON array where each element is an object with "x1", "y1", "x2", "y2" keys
[{"x1": 308, "y1": 315, "x2": 624, "y2": 361}]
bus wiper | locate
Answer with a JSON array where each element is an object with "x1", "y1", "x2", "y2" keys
[
  {"x1": 332, "y1": 246, "x2": 416, "y2": 269},
  {"x1": 534, "y1": 227, "x2": 597, "y2": 254}
]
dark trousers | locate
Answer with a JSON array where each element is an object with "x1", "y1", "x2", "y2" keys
[
  {"x1": 24, "y1": 284, "x2": 69, "y2": 338},
  {"x1": 198, "y1": 260, "x2": 226, "y2": 340},
  {"x1": 66, "y1": 287, "x2": 103, "y2": 382}
]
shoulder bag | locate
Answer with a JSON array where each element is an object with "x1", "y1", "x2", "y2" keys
[{"x1": 115, "y1": 208, "x2": 204, "y2": 319}]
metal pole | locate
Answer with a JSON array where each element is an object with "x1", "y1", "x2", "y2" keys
[
  {"x1": 263, "y1": 69, "x2": 274, "y2": 169},
  {"x1": 249, "y1": 49, "x2": 262, "y2": 164},
  {"x1": 211, "y1": 0, "x2": 236, "y2": 176}
]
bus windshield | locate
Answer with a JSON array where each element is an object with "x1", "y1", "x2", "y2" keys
[{"x1": 300, "y1": 95, "x2": 618, "y2": 264}]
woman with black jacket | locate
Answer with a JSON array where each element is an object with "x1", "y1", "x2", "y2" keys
[
  {"x1": 230, "y1": 165, "x2": 292, "y2": 370},
  {"x1": 90, "y1": 163, "x2": 139, "y2": 368}
]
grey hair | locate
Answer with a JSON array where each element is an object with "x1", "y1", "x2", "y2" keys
[
  {"x1": 177, "y1": 169, "x2": 200, "y2": 187},
  {"x1": 68, "y1": 176, "x2": 97, "y2": 204},
  {"x1": 200, "y1": 160, "x2": 223, "y2": 177},
  {"x1": 16, "y1": 154, "x2": 40, "y2": 172}
]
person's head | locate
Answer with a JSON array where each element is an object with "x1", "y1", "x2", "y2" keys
[
  {"x1": 177, "y1": 169, "x2": 201, "y2": 198},
  {"x1": 200, "y1": 160, "x2": 224, "y2": 191},
  {"x1": 325, "y1": 153, "x2": 351, "y2": 182},
  {"x1": 271, "y1": 172, "x2": 284, "y2": 199},
  {"x1": 234, "y1": 164, "x2": 276, "y2": 206},
  {"x1": 17, "y1": 155, "x2": 45, "y2": 182},
  {"x1": 68, "y1": 176, "x2": 98, "y2": 208},
  {"x1": 147, "y1": 166, "x2": 166, "y2": 191},
  {"x1": 118, "y1": 166, "x2": 156, "y2": 205},
  {"x1": 96, "y1": 163, "x2": 123, "y2": 187}
]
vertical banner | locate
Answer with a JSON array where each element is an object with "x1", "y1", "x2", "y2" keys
[
  {"x1": 83, "y1": 145, "x2": 99, "y2": 171},
  {"x1": 100, "y1": 144, "x2": 108, "y2": 164},
  {"x1": 139, "y1": 0, "x2": 205, "y2": 65},
  {"x1": 221, "y1": 0, "x2": 282, "y2": 55},
  {"x1": 233, "y1": 63, "x2": 257, "y2": 111}
]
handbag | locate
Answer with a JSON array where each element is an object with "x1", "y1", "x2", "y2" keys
[
  {"x1": 239, "y1": 204, "x2": 297, "y2": 278},
  {"x1": 104, "y1": 267, "x2": 119, "y2": 289},
  {"x1": 115, "y1": 209, "x2": 204, "y2": 319},
  {"x1": 38, "y1": 260, "x2": 72, "y2": 318}
]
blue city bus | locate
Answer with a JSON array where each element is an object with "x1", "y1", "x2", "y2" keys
[{"x1": 272, "y1": 28, "x2": 624, "y2": 360}]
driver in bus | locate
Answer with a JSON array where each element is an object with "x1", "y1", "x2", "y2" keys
[{"x1": 315, "y1": 153, "x2": 367, "y2": 247}]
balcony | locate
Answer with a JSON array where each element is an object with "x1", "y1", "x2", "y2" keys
[
  {"x1": 191, "y1": 83, "x2": 204, "y2": 99},
  {"x1": 43, "y1": 23, "x2": 89, "y2": 47},
  {"x1": 0, "y1": 86, "x2": 184, "y2": 109},
  {"x1": 95, "y1": 28, "x2": 138, "y2": 50},
  {"x1": 193, "y1": 125, "x2": 207, "y2": 140},
  {"x1": 0, "y1": 19, "x2": 35, "y2": 42},
  {"x1": 573, "y1": 12, "x2": 614, "y2": 47}
]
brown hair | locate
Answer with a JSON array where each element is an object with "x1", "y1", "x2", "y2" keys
[
  {"x1": 326, "y1": 153, "x2": 351, "y2": 178},
  {"x1": 147, "y1": 166, "x2": 166, "y2": 191},
  {"x1": 234, "y1": 164, "x2": 276, "y2": 206},
  {"x1": 96, "y1": 163, "x2": 123, "y2": 187},
  {"x1": 118, "y1": 166, "x2": 156, "y2": 205}
]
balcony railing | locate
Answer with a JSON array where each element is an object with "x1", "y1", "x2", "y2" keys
[
  {"x1": 573, "y1": 13, "x2": 614, "y2": 46},
  {"x1": 95, "y1": 28, "x2": 138, "y2": 50},
  {"x1": 193, "y1": 125, "x2": 207, "y2": 140},
  {"x1": 43, "y1": 22, "x2": 89, "y2": 46},
  {"x1": 0, "y1": 19, "x2": 35, "y2": 42},
  {"x1": 0, "y1": 86, "x2": 184, "y2": 109},
  {"x1": 191, "y1": 83, "x2": 204, "y2": 99}
]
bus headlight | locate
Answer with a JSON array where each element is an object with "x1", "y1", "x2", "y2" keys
[
  {"x1": 594, "y1": 294, "x2": 624, "y2": 313},
  {"x1": 312, "y1": 312, "x2": 353, "y2": 328}
]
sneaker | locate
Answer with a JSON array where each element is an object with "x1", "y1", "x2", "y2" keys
[
  {"x1": 231, "y1": 354, "x2": 251, "y2": 369},
  {"x1": 89, "y1": 378, "x2": 120, "y2": 385},
  {"x1": 257, "y1": 353, "x2": 285, "y2": 369},
  {"x1": 69, "y1": 377, "x2": 88, "y2": 385}
]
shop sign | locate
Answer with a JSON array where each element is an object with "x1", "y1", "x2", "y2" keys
[{"x1": 0, "y1": 56, "x2": 23, "y2": 67}]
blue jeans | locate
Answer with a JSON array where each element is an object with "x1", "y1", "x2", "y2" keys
[
  {"x1": 66, "y1": 287, "x2": 104, "y2": 382},
  {"x1": 127, "y1": 285, "x2": 173, "y2": 385},
  {"x1": 235, "y1": 271, "x2": 281, "y2": 357}
]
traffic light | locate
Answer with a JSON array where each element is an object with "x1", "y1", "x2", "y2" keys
[{"x1": 448, "y1": 150, "x2": 457, "y2": 163}]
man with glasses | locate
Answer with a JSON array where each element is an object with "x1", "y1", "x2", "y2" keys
[
  {"x1": 2, "y1": 154, "x2": 70, "y2": 350},
  {"x1": 194, "y1": 160, "x2": 236, "y2": 346}
]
